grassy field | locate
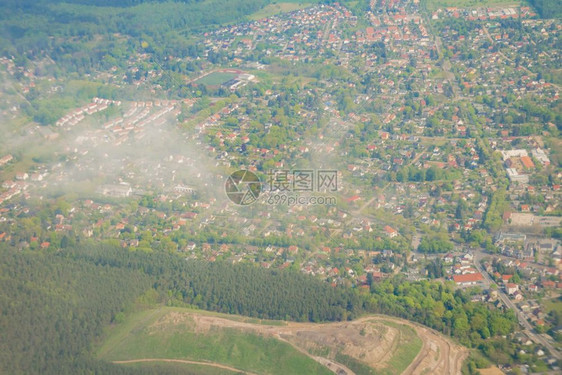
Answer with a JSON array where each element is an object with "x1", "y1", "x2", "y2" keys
[
  {"x1": 544, "y1": 297, "x2": 562, "y2": 315},
  {"x1": 425, "y1": 0, "x2": 527, "y2": 10},
  {"x1": 381, "y1": 321, "x2": 423, "y2": 374},
  {"x1": 335, "y1": 353, "x2": 379, "y2": 375},
  {"x1": 97, "y1": 307, "x2": 332, "y2": 375},
  {"x1": 195, "y1": 72, "x2": 239, "y2": 86},
  {"x1": 248, "y1": 2, "x2": 313, "y2": 20}
]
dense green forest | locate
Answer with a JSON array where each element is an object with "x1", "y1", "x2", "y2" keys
[
  {"x1": 0, "y1": 0, "x2": 323, "y2": 59},
  {"x1": 529, "y1": 0, "x2": 562, "y2": 18},
  {"x1": 0, "y1": 0, "x2": 271, "y2": 72},
  {"x1": 0, "y1": 242, "x2": 520, "y2": 374},
  {"x1": 0, "y1": 245, "x2": 163, "y2": 374},
  {"x1": 74, "y1": 243, "x2": 364, "y2": 322},
  {"x1": 0, "y1": 243, "x2": 362, "y2": 374}
]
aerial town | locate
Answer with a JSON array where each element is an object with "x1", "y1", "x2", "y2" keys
[{"x1": 0, "y1": 0, "x2": 561, "y2": 373}]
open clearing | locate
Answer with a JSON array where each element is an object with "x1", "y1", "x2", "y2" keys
[
  {"x1": 249, "y1": 2, "x2": 312, "y2": 20},
  {"x1": 98, "y1": 307, "x2": 467, "y2": 375},
  {"x1": 194, "y1": 71, "x2": 239, "y2": 87},
  {"x1": 478, "y1": 367, "x2": 505, "y2": 375},
  {"x1": 425, "y1": 0, "x2": 526, "y2": 11}
]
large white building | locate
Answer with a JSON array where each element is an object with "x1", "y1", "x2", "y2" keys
[
  {"x1": 531, "y1": 148, "x2": 550, "y2": 166},
  {"x1": 501, "y1": 149, "x2": 527, "y2": 161},
  {"x1": 99, "y1": 183, "x2": 133, "y2": 197},
  {"x1": 506, "y1": 168, "x2": 529, "y2": 184}
]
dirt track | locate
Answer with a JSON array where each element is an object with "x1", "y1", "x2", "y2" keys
[
  {"x1": 113, "y1": 358, "x2": 258, "y2": 374},
  {"x1": 402, "y1": 324, "x2": 466, "y2": 375}
]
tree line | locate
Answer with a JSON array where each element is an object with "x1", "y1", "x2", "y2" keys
[
  {"x1": 528, "y1": 0, "x2": 562, "y2": 18},
  {"x1": 74, "y1": 243, "x2": 364, "y2": 322},
  {"x1": 365, "y1": 277, "x2": 517, "y2": 349}
]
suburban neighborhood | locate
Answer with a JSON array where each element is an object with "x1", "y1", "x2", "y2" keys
[{"x1": 0, "y1": 0, "x2": 561, "y2": 373}]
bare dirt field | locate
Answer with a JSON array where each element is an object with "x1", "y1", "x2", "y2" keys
[
  {"x1": 478, "y1": 367, "x2": 505, "y2": 375},
  {"x1": 508, "y1": 213, "x2": 562, "y2": 227}
]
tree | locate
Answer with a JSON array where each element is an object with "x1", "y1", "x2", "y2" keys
[
  {"x1": 426, "y1": 259, "x2": 445, "y2": 278},
  {"x1": 418, "y1": 233, "x2": 454, "y2": 253},
  {"x1": 453, "y1": 313, "x2": 470, "y2": 338}
]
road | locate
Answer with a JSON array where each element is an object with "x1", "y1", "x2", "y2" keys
[
  {"x1": 432, "y1": 31, "x2": 461, "y2": 99},
  {"x1": 473, "y1": 251, "x2": 561, "y2": 359}
]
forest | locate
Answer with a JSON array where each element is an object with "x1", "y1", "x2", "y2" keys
[
  {"x1": 366, "y1": 277, "x2": 517, "y2": 350},
  {"x1": 0, "y1": 0, "x2": 279, "y2": 72},
  {"x1": 0, "y1": 243, "x2": 362, "y2": 374},
  {"x1": 75, "y1": 243, "x2": 364, "y2": 322},
  {"x1": 0, "y1": 242, "x2": 521, "y2": 374},
  {"x1": 528, "y1": 0, "x2": 562, "y2": 18},
  {"x1": 0, "y1": 244, "x2": 158, "y2": 374}
]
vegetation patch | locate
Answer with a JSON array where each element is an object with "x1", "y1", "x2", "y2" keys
[
  {"x1": 248, "y1": 2, "x2": 313, "y2": 20},
  {"x1": 98, "y1": 307, "x2": 333, "y2": 375},
  {"x1": 381, "y1": 321, "x2": 423, "y2": 374},
  {"x1": 424, "y1": 0, "x2": 527, "y2": 11},
  {"x1": 195, "y1": 72, "x2": 239, "y2": 87},
  {"x1": 335, "y1": 353, "x2": 379, "y2": 375}
]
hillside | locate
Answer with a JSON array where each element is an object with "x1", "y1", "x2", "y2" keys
[{"x1": 98, "y1": 307, "x2": 467, "y2": 375}]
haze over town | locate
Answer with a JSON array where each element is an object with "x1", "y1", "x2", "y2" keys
[{"x1": 0, "y1": 0, "x2": 561, "y2": 374}]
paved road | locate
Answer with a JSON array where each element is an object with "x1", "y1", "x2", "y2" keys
[{"x1": 473, "y1": 251, "x2": 561, "y2": 359}]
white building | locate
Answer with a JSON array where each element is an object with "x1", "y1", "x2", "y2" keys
[
  {"x1": 501, "y1": 149, "x2": 528, "y2": 161},
  {"x1": 507, "y1": 168, "x2": 529, "y2": 184},
  {"x1": 99, "y1": 183, "x2": 132, "y2": 197},
  {"x1": 531, "y1": 148, "x2": 550, "y2": 166}
]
